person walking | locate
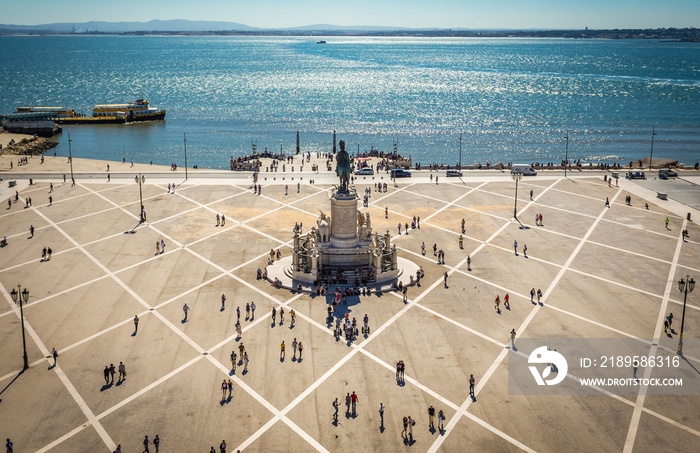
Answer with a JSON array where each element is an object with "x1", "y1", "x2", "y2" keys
[
  {"x1": 230, "y1": 351, "x2": 237, "y2": 372},
  {"x1": 345, "y1": 393, "x2": 351, "y2": 415},
  {"x1": 407, "y1": 415, "x2": 414, "y2": 439},
  {"x1": 109, "y1": 364, "x2": 116, "y2": 384},
  {"x1": 221, "y1": 294, "x2": 226, "y2": 310},
  {"x1": 119, "y1": 361, "x2": 126, "y2": 381},
  {"x1": 292, "y1": 338, "x2": 298, "y2": 359},
  {"x1": 665, "y1": 217, "x2": 670, "y2": 229},
  {"x1": 469, "y1": 374, "x2": 475, "y2": 396},
  {"x1": 251, "y1": 302, "x2": 256, "y2": 319},
  {"x1": 156, "y1": 240, "x2": 160, "y2": 255},
  {"x1": 605, "y1": 197, "x2": 610, "y2": 208},
  {"x1": 227, "y1": 379, "x2": 233, "y2": 398},
  {"x1": 221, "y1": 380, "x2": 228, "y2": 400},
  {"x1": 510, "y1": 329, "x2": 517, "y2": 349},
  {"x1": 438, "y1": 409, "x2": 445, "y2": 432},
  {"x1": 221, "y1": 214, "x2": 225, "y2": 226},
  {"x1": 513, "y1": 240, "x2": 518, "y2": 255},
  {"x1": 216, "y1": 213, "x2": 220, "y2": 226},
  {"x1": 290, "y1": 309, "x2": 296, "y2": 327},
  {"x1": 530, "y1": 288, "x2": 535, "y2": 304},
  {"x1": 6, "y1": 438, "x2": 13, "y2": 453},
  {"x1": 103, "y1": 366, "x2": 110, "y2": 385},
  {"x1": 537, "y1": 289, "x2": 542, "y2": 304},
  {"x1": 238, "y1": 342, "x2": 245, "y2": 359},
  {"x1": 235, "y1": 322, "x2": 242, "y2": 340},
  {"x1": 351, "y1": 391, "x2": 358, "y2": 415},
  {"x1": 298, "y1": 341, "x2": 304, "y2": 360},
  {"x1": 246, "y1": 302, "x2": 251, "y2": 319},
  {"x1": 183, "y1": 303, "x2": 190, "y2": 321},
  {"x1": 467, "y1": 255, "x2": 471, "y2": 270},
  {"x1": 280, "y1": 341, "x2": 285, "y2": 360},
  {"x1": 523, "y1": 244, "x2": 527, "y2": 257},
  {"x1": 52, "y1": 347, "x2": 58, "y2": 366},
  {"x1": 243, "y1": 352, "x2": 249, "y2": 372},
  {"x1": 402, "y1": 416, "x2": 409, "y2": 438},
  {"x1": 134, "y1": 315, "x2": 139, "y2": 333},
  {"x1": 143, "y1": 435, "x2": 151, "y2": 453},
  {"x1": 333, "y1": 397, "x2": 340, "y2": 422},
  {"x1": 379, "y1": 402, "x2": 385, "y2": 427},
  {"x1": 443, "y1": 271, "x2": 448, "y2": 288},
  {"x1": 219, "y1": 440, "x2": 227, "y2": 453},
  {"x1": 29, "y1": 225, "x2": 34, "y2": 238},
  {"x1": 236, "y1": 306, "x2": 241, "y2": 322},
  {"x1": 428, "y1": 405, "x2": 435, "y2": 430},
  {"x1": 160, "y1": 239, "x2": 165, "y2": 254},
  {"x1": 421, "y1": 242, "x2": 426, "y2": 255},
  {"x1": 494, "y1": 295, "x2": 500, "y2": 312}
]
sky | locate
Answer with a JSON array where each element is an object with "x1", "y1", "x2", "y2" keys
[{"x1": 3, "y1": 0, "x2": 699, "y2": 29}]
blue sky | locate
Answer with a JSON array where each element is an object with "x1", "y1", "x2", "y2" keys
[{"x1": 3, "y1": 0, "x2": 699, "y2": 28}]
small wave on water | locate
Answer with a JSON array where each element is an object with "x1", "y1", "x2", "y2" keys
[{"x1": 583, "y1": 154, "x2": 624, "y2": 163}]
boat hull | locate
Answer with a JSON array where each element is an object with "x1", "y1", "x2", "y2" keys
[
  {"x1": 126, "y1": 110, "x2": 166, "y2": 122},
  {"x1": 57, "y1": 116, "x2": 127, "y2": 125}
]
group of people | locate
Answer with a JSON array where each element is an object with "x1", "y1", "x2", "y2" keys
[
  {"x1": 279, "y1": 337, "x2": 304, "y2": 360},
  {"x1": 215, "y1": 213, "x2": 226, "y2": 226},
  {"x1": 41, "y1": 246, "x2": 53, "y2": 261},
  {"x1": 102, "y1": 362, "x2": 127, "y2": 386},
  {"x1": 494, "y1": 294, "x2": 511, "y2": 312},
  {"x1": 154, "y1": 239, "x2": 166, "y2": 255}
]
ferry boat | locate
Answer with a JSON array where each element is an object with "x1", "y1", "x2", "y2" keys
[
  {"x1": 15, "y1": 106, "x2": 78, "y2": 118},
  {"x1": 15, "y1": 106, "x2": 127, "y2": 124},
  {"x1": 92, "y1": 99, "x2": 166, "y2": 122}
]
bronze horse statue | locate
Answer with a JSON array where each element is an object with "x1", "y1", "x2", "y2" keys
[{"x1": 336, "y1": 140, "x2": 352, "y2": 192}]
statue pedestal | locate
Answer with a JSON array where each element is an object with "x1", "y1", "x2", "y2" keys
[{"x1": 330, "y1": 192, "x2": 359, "y2": 248}]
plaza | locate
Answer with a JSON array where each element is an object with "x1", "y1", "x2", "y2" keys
[{"x1": 0, "y1": 162, "x2": 699, "y2": 452}]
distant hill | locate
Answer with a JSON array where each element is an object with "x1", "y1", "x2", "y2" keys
[{"x1": 0, "y1": 19, "x2": 256, "y2": 34}]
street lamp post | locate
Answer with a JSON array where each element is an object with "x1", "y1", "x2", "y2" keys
[
  {"x1": 68, "y1": 133, "x2": 74, "y2": 184},
  {"x1": 458, "y1": 133, "x2": 462, "y2": 170},
  {"x1": 10, "y1": 284, "x2": 29, "y2": 369},
  {"x1": 135, "y1": 174, "x2": 146, "y2": 222},
  {"x1": 677, "y1": 275, "x2": 695, "y2": 355},
  {"x1": 512, "y1": 173, "x2": 522, "y2": 219},
  {"x1": 184, "y1": 132, "x2": 188, "y2": 181},
  {"x1": 649, "y1": 126, "x2": 657, "y2": 170},
  {"x1": 564, "y1": 130, "x2": 569, "y2": 178}
]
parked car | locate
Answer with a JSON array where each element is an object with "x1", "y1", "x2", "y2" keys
[
  {"x1": 354, "y1": 168, "x2": 374, "y2": 175},
  {"x1": 390, "y1": 169, "x2": 412, "y2": 178},
  {"x1": 658, "y1": 169, "x2": 678, "y2": 178},
  {"x1": 625, "y1": 171, "x2": 646, "y2": 180},
  {"x1": 446, "y1": 170, "x2": 463, "y2": 177}
]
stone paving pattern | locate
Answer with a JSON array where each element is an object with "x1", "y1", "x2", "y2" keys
[{"x1": 0, "y1": 173, "x2": 699, "y2": 452}]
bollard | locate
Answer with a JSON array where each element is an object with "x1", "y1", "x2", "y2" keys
[
  {"x1": 29, "y1": 178, "x2": 33, "y2": 185},
  {"x1": 688, "y1": 213, "x2": 692, "y2": 221}
]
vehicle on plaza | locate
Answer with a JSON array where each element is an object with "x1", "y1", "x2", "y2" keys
[
  {"x1": 658, "y1": 169, "x2": 678, "y2": 178},
  {"x1": 446, "y1": 170, "x2": 463, "y2": 177},
  {"x1": 510, "y1": 164, "x2": 537, "y2": 176},
  {"x1": 354, "y1": 168, "x2": 374, "y2": 175},
  {"x1": 390, "y1": 169, "x2": 412, "y2": 178},
  {"x1": 625, "y1": 171, "x2": 646, "y2": 180}
]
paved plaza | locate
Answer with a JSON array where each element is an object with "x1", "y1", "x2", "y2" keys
[{"x1": 0, "y1": 169, "x2": 699, "y2": 452}]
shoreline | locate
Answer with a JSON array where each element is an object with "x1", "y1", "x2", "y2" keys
[{"x1": 1, "y1": 152, "x2": 698, "y2": 177}]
